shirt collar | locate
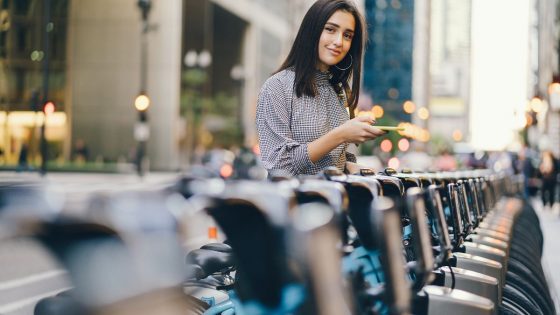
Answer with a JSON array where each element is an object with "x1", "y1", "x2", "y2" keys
[{"x1": 315, "y1": 70, "x2": 332, "y2": 86}]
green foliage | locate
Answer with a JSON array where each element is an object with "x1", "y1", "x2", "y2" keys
[
  {"x1": 180, "y1": 70, "x2": 244, "y2": 148},
  {"x1": 182, "y1": 69, "x2": 207, "y2": 87},
  {"x1": 429, "y1": 133, "x2": 453, "y2": 155}
]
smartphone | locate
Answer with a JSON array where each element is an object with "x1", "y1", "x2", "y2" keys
[{"x1": 371, "y1": 125, "x2": 405, "y2": 131}]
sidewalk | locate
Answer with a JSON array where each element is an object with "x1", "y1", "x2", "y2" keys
[{"x1": 535, "y1": 201, "x2": 560, "y2": 314}]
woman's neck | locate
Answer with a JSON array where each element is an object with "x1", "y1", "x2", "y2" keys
[{"x1": 316, "y1": 62, "x2": 329, "y2": 73}]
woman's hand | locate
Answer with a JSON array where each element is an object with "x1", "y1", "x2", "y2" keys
[
  {"x1": 307, "y1": 116, "x2": 386, "y2": 163},
  {"x1": 334, "y1": 116, "x2": 386, "y2": 144}
]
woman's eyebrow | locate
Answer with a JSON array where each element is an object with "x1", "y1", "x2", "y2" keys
[{"x1": 325, "y1": 22, "x2": 355, "y2": 33}]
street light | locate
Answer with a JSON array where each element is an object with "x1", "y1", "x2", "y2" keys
[
  {"x1": 135, "y1": 0, "x2": 152, "y2": 177},
  {"x1": 549, "y1": 82, "x2": 560, "y2": 110},
  {"x1": 134, "y1": 93, "x2": 150, "y2": 176},
  {"x1": 134, "y1": 94, "x2": 150, "y2": 112}
]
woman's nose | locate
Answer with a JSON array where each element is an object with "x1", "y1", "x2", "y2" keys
[{"x1": 332, "y1": 32, "x2": 343, "y2": 46}]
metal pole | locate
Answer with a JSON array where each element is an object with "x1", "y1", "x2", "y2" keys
[
  {"x1": 140, "y1": 13, "x2": 148, "y2": 93},
  {"x1": 40, "y1": 0, "x2": 52, "y2": 176},
  {"x1": 136, "y1": 0, "x2": 151, "y2": 177}
]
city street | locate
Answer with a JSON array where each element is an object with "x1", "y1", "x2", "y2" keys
[{"x1": 0, "y1": 0, "x2": 558, "y2": 313}]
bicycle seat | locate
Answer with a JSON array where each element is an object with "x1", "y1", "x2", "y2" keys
[
  {"x1": 187, "y1": 248, "x2": 235, "y2": 279},
  {"x1": 200, "y1": 242, "x2": 232, "y2": 253}
]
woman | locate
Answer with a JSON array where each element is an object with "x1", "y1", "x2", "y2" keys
[{"x1": 256, "y1": 0, "x2": 384, "y2": 177}]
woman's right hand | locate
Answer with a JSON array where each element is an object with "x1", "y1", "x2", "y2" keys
[{"x1": 335, "y1": 116, "x2": 386, "y2": 144}]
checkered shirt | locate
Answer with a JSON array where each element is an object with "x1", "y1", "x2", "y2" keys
[{"x1": 256, "y1": 68, "x2": 356, "y2": 177}]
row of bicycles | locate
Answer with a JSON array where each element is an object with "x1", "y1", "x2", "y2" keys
[{"x1": 0, "y1": 165, "x2": 554, "y2": 315}]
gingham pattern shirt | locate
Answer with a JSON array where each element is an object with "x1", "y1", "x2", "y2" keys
[{"x1": 256, "y1": 68, "x2": 356, "y2": 177}]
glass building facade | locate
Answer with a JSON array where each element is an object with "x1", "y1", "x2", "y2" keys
[
  {"x1": 0, "y1": 0, "x2": 69, "y2": 163},
  {"x1": 0, "y1": 0, "x2": 69, "y2": 111},
  {"x1": 363, "y1": 0, "x2": 414, "y2": 122}
]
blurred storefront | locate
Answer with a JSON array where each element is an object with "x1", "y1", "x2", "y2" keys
[
  {"x1": 0, "y1": 0, "x2": 314, "y2": 170},
  {"x1": 0, "y1": 0, "x2": 69, "y2": 165},
  {"x1": 536, "y1": 0, "x2": 560, "y2": 156},
  {"x1": 67, "y1": 0, "x2": 319, "y2": 171}
]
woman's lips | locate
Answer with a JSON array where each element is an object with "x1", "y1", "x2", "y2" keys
[{"x1": 328, "y1": 48, "x2": 342, "y2": 56}]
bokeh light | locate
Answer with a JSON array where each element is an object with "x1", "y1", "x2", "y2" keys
[
  {"x1": 220, "y1": 164, "x2": 233, "y2": 178},
  {"x1": 388, "y1": 88, "x2": 399, "y2": 99},
  {"x1": 549, "y1": 82, "x2": 560, "y2": 95},
  {"x1": 388, "y1": 157, "x2": 400, "y2": 169},
  {"x1": 398, "y1": 138, "x2": 409, "y2": 151},
  {"x1": 134, "y1": 94, "x2": 150, "y2": 111},
  {"x1": 380, "y1": 139, "x2": 392, "y2": 152},
  {"x1": 452, "y1": 129, "x2": 463, "y2": 142},
  {"x1": 418, "y1": 107, "x2": 430, "y2": 120},
  {"x1": 372, "y1": 105, "x2": 384, "y2": 118},
  {"x1": 403, "y1": 100, "x2": 416, "y2": 114},
  {"x1": 357, "y1": 110, "x2": 375, "y2": 119},
  {"x1": 530, "y1": 97, "x2": 546, "y2": 113},
  {"x1": 44, "y1": 102, "x2": 55, "y2": 116}
]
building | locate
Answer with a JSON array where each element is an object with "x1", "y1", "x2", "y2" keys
[
  {"x1": 363, "y1": 0, "x2": 415, "y2": 122},
  {"x1": 428, "y1": 0, "x2": 471, "y2": 149},
  {"x1": 0, "y1": 0, "x2": 69, "y2": 165},
  {"x1": 0, "y1": 0, "x2": 312, "y2": 170},
  {"x1": 536, "y1": 0, "x2": 560, "y2": 155}
]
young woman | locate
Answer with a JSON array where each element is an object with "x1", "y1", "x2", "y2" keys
[{"x1": 256, "y1": 0, "x2": 384, "y2": 177}]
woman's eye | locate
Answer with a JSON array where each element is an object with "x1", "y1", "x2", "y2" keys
[
  {"x1": 344, "y1": 33, "x2": 354, "y2": 40},
  {"x1": 325, "y1": 27, "x2": 335, "y2": 33}
]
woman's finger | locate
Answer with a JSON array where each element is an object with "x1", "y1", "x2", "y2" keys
[
  {"x1": 355, "y1": 115, "x2": 375, "y2": 124},
  {"x1": 367, "y1": 126, "x2": 387, "y2": 137}
]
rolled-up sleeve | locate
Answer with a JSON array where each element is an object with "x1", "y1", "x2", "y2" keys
[
  {"x1": 256, "y1": 80, "x2": 315, "y2": 176},
  {"x1": 345, "y1": 151, "x2": 357, "y2": 163}
]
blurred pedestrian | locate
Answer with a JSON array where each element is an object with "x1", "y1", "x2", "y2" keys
[
  {"x1": 16, "y1": 143, "x2": 29, "y2": 172},
  {"x1": 434, "y1": 148, "x2": 457, "y2": 171},
  {"x1": 538, "y1": 150, "x2": 559, "y2": 211},
  {"x1": 518, "y1": 146, "x2": 538, "y2": 199},
  {"x1": 401, "y1": 142, "x2": 432, "y2": 171},
  {"x1": 73, "y1": 138, "x2": 89, "y2": 163},
  {"x1": 256, "y1": 0, "x2": 385, "y2": 177}
]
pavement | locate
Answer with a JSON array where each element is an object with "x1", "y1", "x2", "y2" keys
[{"x1": 535, "y1": 200, "x2": 560, "y2": 314}]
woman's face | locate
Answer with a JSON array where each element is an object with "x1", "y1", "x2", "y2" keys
[{"x1": 317, "y1": 10, "x2": 356, "y2": 72}]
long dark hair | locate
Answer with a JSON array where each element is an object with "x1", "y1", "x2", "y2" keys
[{"x1": 277, "y1": 0, "x2": 366, "y2": 118}]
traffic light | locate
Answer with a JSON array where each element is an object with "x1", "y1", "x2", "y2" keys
[{"x1": 43, "y1": 101, "x2": 55, "y2": 116}]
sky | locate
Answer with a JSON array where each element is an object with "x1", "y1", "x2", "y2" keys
[{"x1": 470, "y1": 0, "x2": 531, "y2": 150}]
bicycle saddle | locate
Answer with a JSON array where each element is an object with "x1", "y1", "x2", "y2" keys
[
  {"x1": 187, "y1": 248, "x2": 235, "y2": 280},
  {"x1": 200, "y1": 242, "x2": 232, "y2": 253}
]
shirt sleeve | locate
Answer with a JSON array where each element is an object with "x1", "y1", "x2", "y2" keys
[
  {"x1": 345, "y1": 150, "x2": 357, "y2": 163},
  {"x1": 256, "y1": 80, "x2": 315, "y2": 176}
]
